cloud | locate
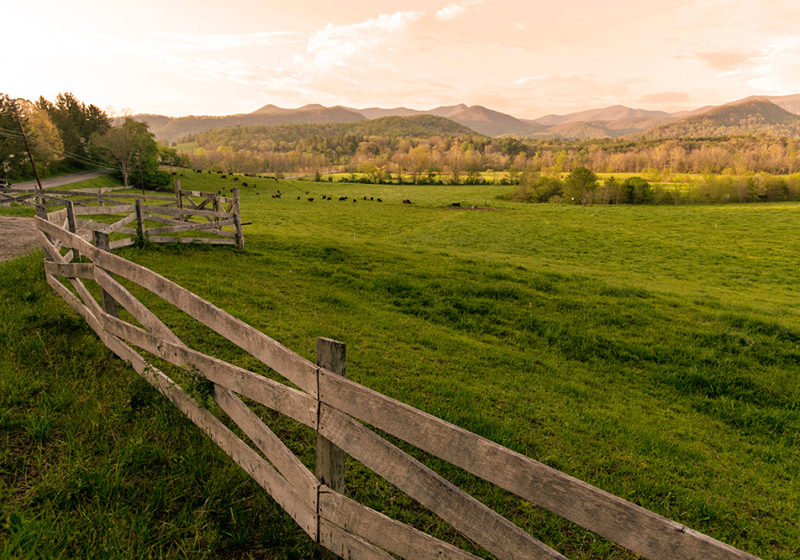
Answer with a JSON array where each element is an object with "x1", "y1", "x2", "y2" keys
[
  {"x1": 436, "y1": 0, "x2": 484, "y2": 21},
  {"x1": 307, "y1": 11, "x2": 425, "y2": 68},
  {"x1": 740, "y1": 36, "x2": 800, "y2": 92},
  {"x1": 695, "y1": 51, "x2": 755, "y2": 71},
  {"x1": 512, "y1": 75, "x2": 547, "y2": 86}
]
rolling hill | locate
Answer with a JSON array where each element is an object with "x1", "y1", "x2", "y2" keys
[
  {"x1": 441, "y1": 105, "x2": 544, "y2": 136},
  {"x1": 137, "y1": 105, "x2": 366, "y2": 143},
  {"x1": 136, "y1": 94, "x2": 800, "y2": 144},
  {"x1": 528, "y1": 105, "x2": 670, "y2": 127},
  {"x1": 641, "y1": 99, "x2": 800, "y2": 139},
  {"x1": 349, "y1": 104, "x2": 541, "y2": 136},
  {"x1": 182, "y1": 114, "x2": 479, "y2": 148}
]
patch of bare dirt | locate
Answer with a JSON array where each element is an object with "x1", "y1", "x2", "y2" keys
[{"x1": 0, "y1": 217, "x2": 39, "y2": 261}]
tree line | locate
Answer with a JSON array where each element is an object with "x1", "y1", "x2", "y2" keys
[
  {"x1": 181, "y1": 122, "x2": 800, "y2": 179},
  {"x1": 1, "y1": 92, "x2": 184, "y2": 188},
  {"x1": 502, "y1": 167, "x2": 800, "y2": 205}
]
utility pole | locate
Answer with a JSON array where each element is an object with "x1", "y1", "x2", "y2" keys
[
  {"x1": 12, "y1": 100, "x2": 44, "y2": 204},
  {"x1": 137, "y1": 151, "x2": 144, "y2": 193}
]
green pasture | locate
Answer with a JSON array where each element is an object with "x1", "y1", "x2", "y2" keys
[{"x1": 1, "y1": 170, "x2": 798, "y2": 559}]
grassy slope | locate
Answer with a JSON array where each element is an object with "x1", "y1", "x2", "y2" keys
[{"x1": 1, "y1": 170, "x2": 798, "y2": 559}]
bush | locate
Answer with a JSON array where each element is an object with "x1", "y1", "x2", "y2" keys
[
  {"x1": 621, "y1": 177, "x2": 652, "y2": 204},
  {"x1": 500, "y1": 173, "x2": 563, "y2": 203}
]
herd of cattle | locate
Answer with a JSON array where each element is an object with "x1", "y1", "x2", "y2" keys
[{"x1": 191, "y1": 170, "x2": 411, "y2": 205}]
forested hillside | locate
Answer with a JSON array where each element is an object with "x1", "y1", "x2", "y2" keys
[
  {"x1": 643, "y1": 100, "x2": 800, "y2": 139},
  {"x1": 181, "y1": 118, "x2": 800, "y2": 178}
]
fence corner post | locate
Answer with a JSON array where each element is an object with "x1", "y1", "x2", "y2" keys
[
  {"x1": 92, "y1": 230, "x2": 118, "y2": 317},
  {"x1": 232, "y1": 187, "x2": 243, "y2": 249}
]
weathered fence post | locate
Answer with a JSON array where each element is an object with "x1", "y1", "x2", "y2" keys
[
  {"x1": 65, "y1": 200, "x2": 77, "y2": 235},
  {"x1": 35, "y1": 203, "x2": 48, "y2": 221},
  {"x1": 316, "y1": 337, "x2": 346, "y2": 491},
  {"x1": 35, "y1": 204, "x2": 51, "y2": 261},
  {"x1": 65, "y1": 200, "x2": 81, "y2": 261},
  {"x1": 316, "y1": 337, "x2": 345, "y2": 558},
  {"x1": 212, "y1": 194, "x2": 221, "y2": 228},
  {"x1": 174, "y1": 179, "x2": 182, "y2": 210},
  {"x1": 135, "y1": 199, "x2": 145, "y2": 242},
  {"x1": 92, "y1": 230, "x2": 119, "y2": 317},
  {"x1": 232, "y1": 187, "x2": 244, "y2": 249}
]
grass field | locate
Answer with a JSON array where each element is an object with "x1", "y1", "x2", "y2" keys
[{"x1": 1, "y1": 170, "x2": 798, "y2": 559}]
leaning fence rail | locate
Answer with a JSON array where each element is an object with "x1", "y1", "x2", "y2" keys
[{"x1": 34, "y1": 211, "x2": 760, "y2": 560}]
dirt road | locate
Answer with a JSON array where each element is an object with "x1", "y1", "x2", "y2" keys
[
  {"x1": 1, "y1": 169, "x2": 111, "y2": 261},
  {"x1": 8, "y1": 169, "x2": 109, "y2": 191}
]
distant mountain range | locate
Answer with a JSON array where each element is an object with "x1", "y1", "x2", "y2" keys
[{"x1": 135, "y1": 93, "x2": 800, "y2": 143}]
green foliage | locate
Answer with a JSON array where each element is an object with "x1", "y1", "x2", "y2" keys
[
  {"x1": 38, "y1": 92, "x2": 109, "y2": 168},
  {"x1": 93, "y1": 118, "x2": 166, "y2": 189},
  {"x1": 564, "y1": 166, "x2": 597, "y2": 204},
  {"x1": 621, "y1": 176, "x2": 652, "y2": 203},
  {"x1": 501, "y1": 173, "x2": 563, "y2": 202},
  {"x1": 157, "y1": 143, "x2": 191, "y2": 169},
  {"x1": 0, "y1": 92, "x2": 110, "y2": 182},
  {"x1": 0, "y1": 94, "x2": 29, "y2": 180}
]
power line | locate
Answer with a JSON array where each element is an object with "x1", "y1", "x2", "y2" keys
[
  {"x1": 0, "y1": 128, "x2": 118, "y2": 171},
  {"x1": 12, "y1": 100, "x2": 43, "y2": 192}
]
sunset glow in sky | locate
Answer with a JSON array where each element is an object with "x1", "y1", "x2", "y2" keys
[{"x1": 6, "y1": 0, "x2": 800, "y2": 118}]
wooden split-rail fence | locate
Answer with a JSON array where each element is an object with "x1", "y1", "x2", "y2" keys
[
  {"x1": 33, "y1": 209, "x2": 760, "y2": 560},
  {"x1": 2, "y1": 180, "x2": 243, "y2": 249}
]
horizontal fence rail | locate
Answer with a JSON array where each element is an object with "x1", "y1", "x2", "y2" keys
[
  {"x1": 5, "y1": 179, "x2": 243, "y2": 248},
  {"x1": 33, "y1": 212, "x2": 760, "y2": 560}
]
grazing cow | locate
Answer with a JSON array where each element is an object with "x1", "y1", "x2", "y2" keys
[
  {"x1": 370, "y1": 197, "x2": 374, "y2": 201},
  {"x1": 353, "y1": 199, "x2": 357, "y2": 203},
  {"x1": 242, "y1": 182, "x2": 248, "y2": 187},
  {"x1": 339, "y1": 196, "x2": 348, "y2": 201},
  {"x1": 402, "y1": 199, "x2": 411, "y2": 204},
  {"x1": 297, "y1": 196, "x2": 301, "y2": 200},
  {"x1": 233, "y1": 177, "x2": 239, "y2": 181},
  {"x1": 377, "y1": 198, "x2": 382, "y2": 202},
  {"x1": 221, "y1": 175, "x2": 227, "y2": 179},
  {"x1": 308, "y1": 197, "x2": 314, "y2": 202}
]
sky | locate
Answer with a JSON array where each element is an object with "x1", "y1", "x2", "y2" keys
[{"x1": 5, "y1": 0, "x2": 800, "y2": 119}]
